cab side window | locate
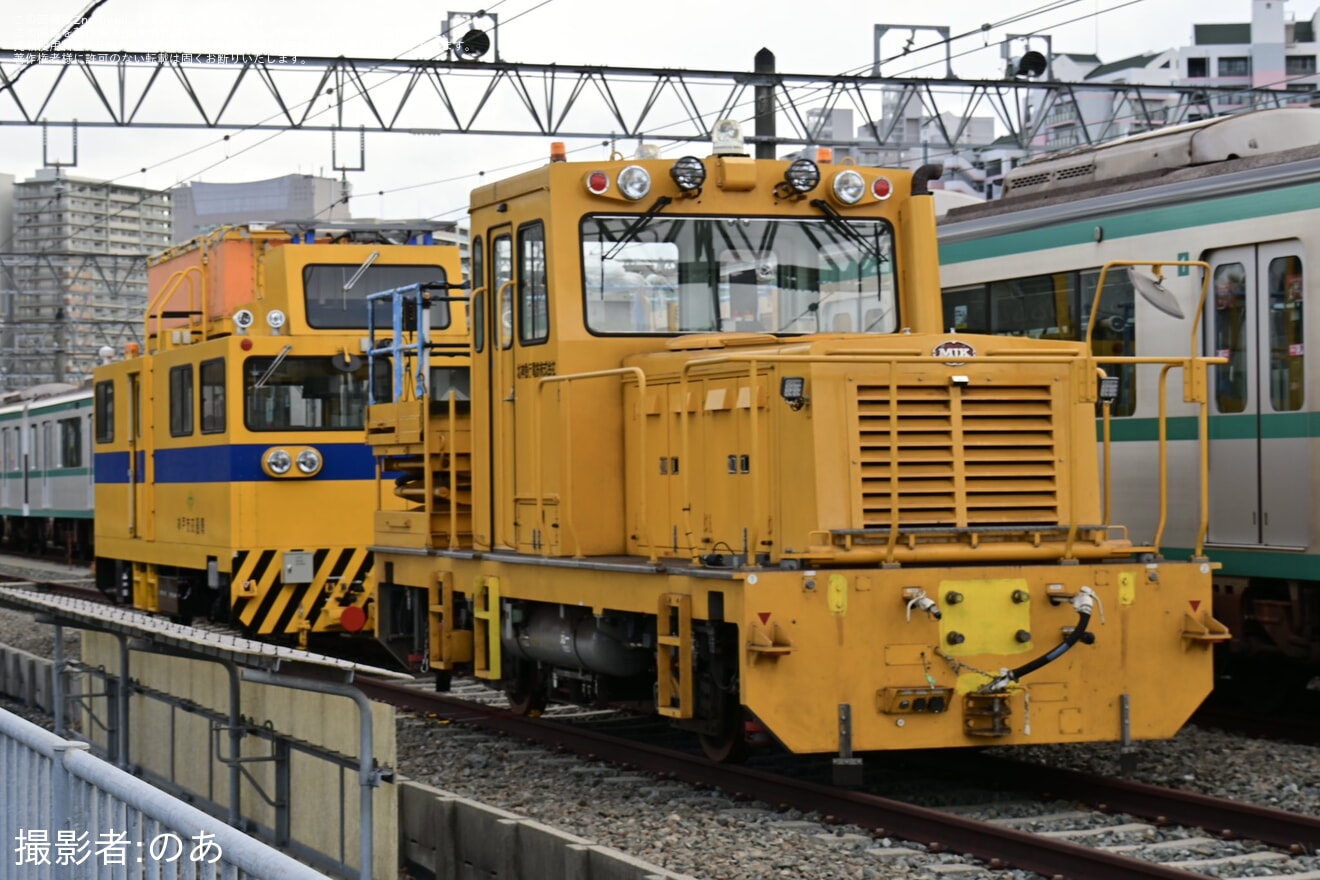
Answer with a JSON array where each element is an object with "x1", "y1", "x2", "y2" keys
[
  {"x1": 518, "y1": 222, "x2": 548, "y2": 346},
  {"x1": 169, "y1": 365, "x2": 195, "y2": 437}
]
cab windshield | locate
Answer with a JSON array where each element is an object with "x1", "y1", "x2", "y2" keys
[
  {"x1": 580, "y1": 214, "x2": 896, "y2": 335},
  {"x1": 244, "y1": 355, "x2": 390, "y2": 431}
]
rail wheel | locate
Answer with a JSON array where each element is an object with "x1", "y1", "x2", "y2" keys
[
  {"x1": 698, "y1": 699, "x2": 749, "y2": 763},
  {"x1": 506, "y1": 665, "x2": 547, "y2": 717}
]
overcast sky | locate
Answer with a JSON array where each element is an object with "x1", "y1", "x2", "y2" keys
[{"x1": 0, "y1": 0, "x2": 1293, "y2": 223}]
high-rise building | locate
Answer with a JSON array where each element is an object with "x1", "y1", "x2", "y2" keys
[
  {"x1": 170, "y1": 174, "x2": 350, "y2": 243},
  {"x1": 2, "y1": 169, "x2": 171, "y2": 390}
]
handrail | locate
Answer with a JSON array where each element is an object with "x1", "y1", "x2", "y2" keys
[
  {"x1": 534, "y1": 368, "x2": 652, "y2": 563},
  {"x1": 1091, "y1": 355, "x2": 1223, "y2": 556},
  {"x1": 144, "y1": 265, "x2": 204, "y2": 351},
  {"x1": 1085, "y1": 259, "x2": 1212, "y2": 355},
  {"x1": 1099, "y1": 367, "x2": 1113, "y2": 525}
]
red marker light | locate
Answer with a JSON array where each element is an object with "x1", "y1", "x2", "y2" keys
[
  {"x1": 587, "y1": 171, "x2": 610, "y2": 194},
  {"x1": 341, "y1": 605, "x2": 367, "y2": 633},
  {"x1": 872, "y1": 177, "x2": 893, "y2": 199},
  {"x1": 240, "y1": 338, "x2": 253, "y2": 350}
]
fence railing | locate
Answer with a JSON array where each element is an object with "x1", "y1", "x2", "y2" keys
[{"x1": 1, "y1": 706, "x2": 330, "y2": 880}]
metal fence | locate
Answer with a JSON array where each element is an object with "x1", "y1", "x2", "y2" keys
[{"x1": 1, "y1": 706, "x2": 330, "y2": 880}]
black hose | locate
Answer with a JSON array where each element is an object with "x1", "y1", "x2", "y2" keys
[{"x1": 1001, "y1": 609, "x2": 1093, "y2": 684}]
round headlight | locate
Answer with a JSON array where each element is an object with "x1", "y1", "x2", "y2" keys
[
  {"x1": 784, "y1": 159, "x2": 820, "y2": 194},
  {"x1": 296, "y1": 449, "x2": 322, "y2": 475},
  {"x1": 669, "y1": 156, "x2": 706, "y2": 192},
  {"x1": 266, "y1": 309, "x2": 286, "y2": 330},
  {"x1": 266, "y1": 449, "x2": 292, "y2": 475},
  {"x1": 832, "y1": 170, "x2": 865, "y2": 205},
  {"x1": 617, "y1": 165, "x2": 652, "y2": 200}
]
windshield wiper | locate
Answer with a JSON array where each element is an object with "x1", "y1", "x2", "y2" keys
[
  {"x1": 254, "y1": 344, "x2": 294, "y2": 389},
  {"x1": 777, "y1": 299, "x2": 822, "y2": 332},
  {"x1": 603, "y1": 196, "x2": 673, "y2": 260},
  {"x1": 808, "y1": 199, "x2": 886, "y2": 266}
]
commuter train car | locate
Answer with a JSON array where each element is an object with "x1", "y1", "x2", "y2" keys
[
  {"x1": 939, "y1": 107, "x2": 1320, "y2": 685},
  {"x1": 368, "y1": 125, "x2": 1224, "y2": 774},
  {"x1": 0, "y1": 383, "x2": 94, "y2": 560},
  {"x1": 93, "y1": 224, "x2": 467, "y2": 663}
]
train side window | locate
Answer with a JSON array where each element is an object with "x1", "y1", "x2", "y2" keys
[
  {"x1": 1266, "y1": 255, "x2": 1304, "y2": 412},
  {"x1": 94, "y1": 380, "x2": 114, "y2": 443},
  {"x1": 990, "y1": 273, "x2": 1076, "y2": 340},
  {"x1": 517, "y1": 222, "x2": 549, "y2": 346},
  {"x1": 200, "y1": 358, "x2": 226, "y2": 434},
  {"x1": 472, "y1": 236, "x2": 485, "y2": 353},
  {"x1": 169, "y1": 365, "x2": 195, "y2": 437},
  {"x1": 1212, "y1": 262, "x2": 1249, "y2": 414},
  {"x1": 1081, "y1": 269, "x2": 1137, "y2": 417},
  {"x1": 943, "y1": 285, "x2": 990, "y2": 333},
  {"x1": 495, "y1": 236, "x2": 514, "y2": 350},
  {"x1": 59, "y1": 418, "x2": 81, "y2": 468}
]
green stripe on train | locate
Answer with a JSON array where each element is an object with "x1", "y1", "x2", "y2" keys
[
  {"x1": 0, "y1": 399, "x2": 92, "y2": 420},
  {"x1": 1099, "y1": 412, "x2": 1320, "y2": 441},
  {"x1": 941, "y1": 182, "x2": 1320, "y2": 264},
  {"x1": 1164, "y1": 546, "x2": 1318, "y2": 580},
  {"x1": 0, "y1": 508, "x2": 93, "y2": 518}
]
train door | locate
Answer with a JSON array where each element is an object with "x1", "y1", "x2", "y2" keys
[
  {"x1": 1205, "y1": 243, "x2": 1310, "y2": 547},
  {"x1": 128, "y1": 372, "x2": 142, "y2": 539},
  {"x1": 483, "y1": 229, "x2": 516, "y2": 549},
  {"x1": 41, "y1": 421, "x2": 53, "y2": 509},
  {"x1": 23, "y1": 421, "x2": 33, "y2": 514}
]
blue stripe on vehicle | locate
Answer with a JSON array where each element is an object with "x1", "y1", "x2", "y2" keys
[{"x1": 94, "y1": 444, "x2": 377, "y2": 484}]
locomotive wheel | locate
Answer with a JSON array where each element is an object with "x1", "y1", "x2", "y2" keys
[
  {"x1": 506, "y1": 666, "x2": 548, "y2": 717},
  {"x1": 507, "y1": 685, "x2": 547, "y2": 717},
  {"x1": 698, "y1": 709, "x2": 749, "y2": 763}
]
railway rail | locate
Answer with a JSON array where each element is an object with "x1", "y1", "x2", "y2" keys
[
  {"x1": 4, "y1": 560, "x2": 1318, "y2": 878},
  {"x1": 359, "y1": 675, "x2": 1320, "y2": 880}
]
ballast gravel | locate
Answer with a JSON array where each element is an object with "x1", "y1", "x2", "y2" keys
[{"x1": 3, "y1": 571, "x2": 1319, "y2": 880}]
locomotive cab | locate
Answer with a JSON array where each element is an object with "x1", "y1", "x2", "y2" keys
[
  {"x1": 370, "y1": 122, "x2": 1225, "y2": 771},
  {"x1": 94, "y1": 224, "x2": 467, "y2": 663}
]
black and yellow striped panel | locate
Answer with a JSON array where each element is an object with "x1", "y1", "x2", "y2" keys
[{"x1": 230, "y1": 547, "x2": 372, "y2": 636}]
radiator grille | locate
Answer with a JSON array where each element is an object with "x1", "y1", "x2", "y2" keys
[{"x1": 856, "y1": 382, "x2": 1060, "y2": 528}]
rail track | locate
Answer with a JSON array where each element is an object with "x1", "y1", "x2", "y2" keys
[
  {"x1": 4, "y1": 560, "x2": 1318, "y2": 878},
  {"x1": 360, "y1": 674, "x2": 1320, "y2": 880}
]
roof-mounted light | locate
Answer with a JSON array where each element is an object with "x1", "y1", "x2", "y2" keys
[
  {"x1": 266, "y1": 309, "x2": 286, "y2": 333},
  {"x1": 617, "y1": 165, "x2": 652, "y2": 200},
  {"x1": 670, "y1": 156, "x2": 706, "y2": 192},
  {"x1": 784, "y1": 158, "x2": 821, "y2": 194},
  {"x1": 831, "y1": 169, "x2": 865, "y2": 205},
  {"x1": 586, "y1": 171, "x2": 610, "y2": 195},
  {"x1": 711, "y1": 118, "x2": 745, "y2": 156}
]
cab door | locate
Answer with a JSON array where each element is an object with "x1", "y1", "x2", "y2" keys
[
  {"x1": 1206, "y1": 242, "x2": 1310, "y2": 547},
  {"x1": 482, "y1": 229, "x2": 516, "y2": 549}
]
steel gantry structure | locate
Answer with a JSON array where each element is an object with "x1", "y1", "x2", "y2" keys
[{"x1": 0, "y1": 50, "x2": 1307, "y2": 153}]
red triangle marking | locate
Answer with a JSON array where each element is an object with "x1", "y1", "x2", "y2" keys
[
  {"x1": 757, "y1": 612, "x2": 771, "y2": 625},
  {"x1": 1189, "y1": 600, "x2": 1202, "y2": 612}
]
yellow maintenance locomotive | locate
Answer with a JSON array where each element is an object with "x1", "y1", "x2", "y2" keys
[
  {"x1": 370, "y1": 124, "x2": 1226, "y2": 774},
  {"x1": 93, "y1": 223, "x2": 467, "y2": 663}
]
